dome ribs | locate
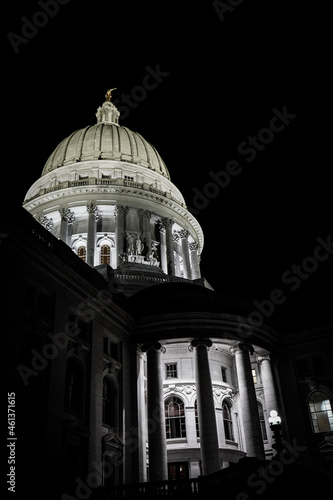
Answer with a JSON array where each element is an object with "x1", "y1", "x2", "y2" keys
[
  {"x1": 124, "y1": 126, "x2": 139, "y2": 163},
  {"x1": 40, "y1": 122, "x2": 170, "y2": 179},
  {"x1": 74, "y1": 126, "x2": 90, "y2": 163},
  {"x1": 94, "y1": 123, "x2": 103, "y2": 158}
]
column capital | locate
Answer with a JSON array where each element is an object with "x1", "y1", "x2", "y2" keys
[
  {"x1": 157, "y1": 220, "x2": 166, "y2": 233},
  {"x1": 237, "y1": 342, "x2": 254, "y2": 354},
  {"x1": 257, "y1": 354, "x2": 271, "y2": 365},
  {"x1": 39, "y1": 215, "x2": 53, "y2": 232},
  {"x1": 189, "y1": 242, "x2": 198, "y2": 251},
  {"x1": 173, "y1": 232, "x2": 180, "y2": 243},
  {"x1": 190, "y1": 338, "x2": 212, "y2": 349},
  {"x1": 138, "y1": 209, "x2": 152, "y2": 220},
  {"x1": 60, "y1": 207, "x2": 75, "y2": 223},
  {"x1": 141, "y1": 341, "x2": 166, "y2": 354},
  {"x1": 161, "y1": 217, "x2": 173, "y2": 229},
  {"x1": 230, "y1": 342, "x2": 254, "y2": 356},
  {"x1": 87, "y1": 204, "x2": 99, "y2": 221},
  {"x1": 178, "y1": 229, "x2": 189, "y2": 239},
  {"x1": 114, "y1": 204, "x2": 128, "y2": 221}
]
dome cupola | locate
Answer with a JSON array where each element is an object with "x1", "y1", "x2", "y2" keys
[
  {"x1": 23, "y1": 91, "x2": 204, "y2": 293},
  {"x1": 41, "y1": 91, "x2": 170, "y2": 179}
]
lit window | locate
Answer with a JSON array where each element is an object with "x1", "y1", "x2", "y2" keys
[
  {"x1": 252, "y1": 369, "x2": 257, "y2": 384},
  {"x1": 101, "y1": 244, "x2": 110, "y2": 265},
  {"x1": 165, "y1": 397, "x2": 186, "y2": 439},
  {"x1": 223, "y1": 402, "x2": 234, "y2": 441},
  {"x1": 221, "y1": 367, "x2": 227, "y2": 383},
  {"x1": 77, "y1": 246, "x2": 86, "y2": 262},
  {"x1": 258, "y1": 401, "x2": 268, "y2": 440},
  {"x1": 165, "y1": 363, "x2": 177, "y2": 379},
  {"x1": 309, "y1": 391, "x2": 333, "y2": 433}
]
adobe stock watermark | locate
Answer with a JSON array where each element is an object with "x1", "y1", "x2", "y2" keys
[
  {"x1": 213, "y1": 0, "x2": 246, "y2": 23},
  {"x1": 7, "y1": 0, "x2": 71, "y2": 54},
  {"x1": 236, "y1": 438, "x2": 307, "y2": 499},
  {"x1": 17, "y1": 276, "x2": 118, "y2": 386},
  {"x1": 61, "y1": 397, "x2": 164, "y2": 500},
  {"x1": 187, "y1": 106, "x2": 297, "y2": 216},
  {"x1": 232, "y1": 234, "x2": 333, "y2": 342},
  {"x1": 112, "y1": 64, "x2": 170, "y2": 121}
]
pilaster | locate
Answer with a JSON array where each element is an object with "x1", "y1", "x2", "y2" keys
[{"x1": 87, "y1": 204, "x2": 99, "y2": 267}]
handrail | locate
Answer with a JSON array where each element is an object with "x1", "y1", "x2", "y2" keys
[
  {"x1": 99, "y1": 478, "x2": 200, "y2": 498},
  {"x1": 27, "y1": 177, "x2": 185, "y2": 208}
]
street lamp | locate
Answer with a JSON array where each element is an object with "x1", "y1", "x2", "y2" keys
[
  {"x1": 268, "y1": 410, "x2": 281, "y2": 426},
  {"x1": 268, "y1": 410, "x2": 283, "y2": 454}
]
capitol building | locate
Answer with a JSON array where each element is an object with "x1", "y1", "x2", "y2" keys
[{"x1": 3, "y1": 91, "x2": 332, "y2": 499}]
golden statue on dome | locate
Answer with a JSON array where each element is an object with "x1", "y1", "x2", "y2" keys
[{"x1": 105, "y1": 88, "x2": 117, "y2": 101}]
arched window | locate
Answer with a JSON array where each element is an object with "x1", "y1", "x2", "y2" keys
[
  {"x1": 101, "y1": 245, "x2": 111, "y2": 265},
  {"x1": 64, "y1": 358, "x2": 83, "y2": 415},
  {"x1": 103, "y1": 377, "x2": 117, "y2": 428},
  {"x1": 222, "y1": 401, "x2": 234, "y2": 441},
  {"x1": 77, "y1": 246, "x2": 86, "y2": 262},
  {"x1": 258, "y1": 401, "x2": 268, "y2": 440},
  {"x1": 165, "y1": 397, "x2": 186, "y2": 439},
  {"x1": 309, "y1": 391, "x2": 333, "y2": 433}
]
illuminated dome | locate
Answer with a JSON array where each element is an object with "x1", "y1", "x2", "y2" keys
[
  {"x1": 23, "y1": 91, "x2": 204, "y2": 289},
  {"x1": 42, "y1": 120, "x2": 170, "y2": 179}
]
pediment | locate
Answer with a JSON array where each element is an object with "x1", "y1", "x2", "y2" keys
[{"x1": 103, "y1": 429, "x2": 124, "y2": 450}]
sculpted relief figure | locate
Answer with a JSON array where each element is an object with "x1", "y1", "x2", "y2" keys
[
  {"x1": 135, "y1": 234, "x2": 144, "y2": 255},
  {"x1": 126, "y1": 233, "x2": 135, "y2": 255}
]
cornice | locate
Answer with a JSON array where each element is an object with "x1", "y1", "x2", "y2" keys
[
  {"x1": 131, "y1": 311, "x2": 279, "y2": 350},
  {"x1": 7, "y1": 224, "x2": 134, "y2": 335},
  {"x1": 23, "y1": 185, "x2": 204, "y2": 251}
]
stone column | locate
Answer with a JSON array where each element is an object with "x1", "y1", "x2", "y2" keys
[
  {"x1": 59, "y1": 208, "x2": 75, "y2": 246},
  {"x1": 189, "y1": 242, "x2": 201, "y2": 279},
  {"x1": 162, "y1": 218, "x2": 175, "y2": 276},
  {"x1": 141, "y1": 342, "x2": 168, "y2": 482},
  {"x1": 179, "y1": 229, "x2": 192, "y2": 279},
  {"x1": 173, "y1": 233, "x2": 181, "y2": 276},
  {"x1": 258, "y1": 355, "x2": 280, "y2": 418},
  {"x1": 158, "y1": 221, "x2": 167, "y2": 273},
  {"x1": 114, "y1": 205, "x2": 128, "y2": 266},
  {"x1": 234, "y1": 343, "x2": 265, "y2": 459},
  {"x1": 191, "y1": 338, "x2": 220, "y2": 475},
  {"x1": 86, "y1": 204, "x2": 99, "y2": 267}
]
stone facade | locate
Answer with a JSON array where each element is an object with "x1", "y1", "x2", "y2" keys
[{"x1": 2, "y1": 96, "x2": 332, "y2": 499}]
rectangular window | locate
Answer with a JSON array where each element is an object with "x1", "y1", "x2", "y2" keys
[
  {"x1": 165, "y1": 363, "x2": 177, "y2": 379},
  {"x1": 124, "y1": 175, "x2": 134, "y2": 182},
  {"x1": 221, "y1": 367, "x2": 227, "y2": 383},
  {"x1": 25, "y1": 283, "x2": 54, "y2": 319},
  {"x1": 103, "y1": 338, "x2": 109, "y2": 355},
  {"x1": 252, "y1": 368, "x2": 257, "y2": 384},
  {"x1": 69, "y1": 313, "x2": 92, "y2": 343},
  {"x1": 110, "y1": 342, "x2": 121, "y2": 361}
]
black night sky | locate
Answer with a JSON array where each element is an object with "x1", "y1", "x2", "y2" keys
[{"x1": 4, "y1": 0, "x2": 332, "y2": 315}]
